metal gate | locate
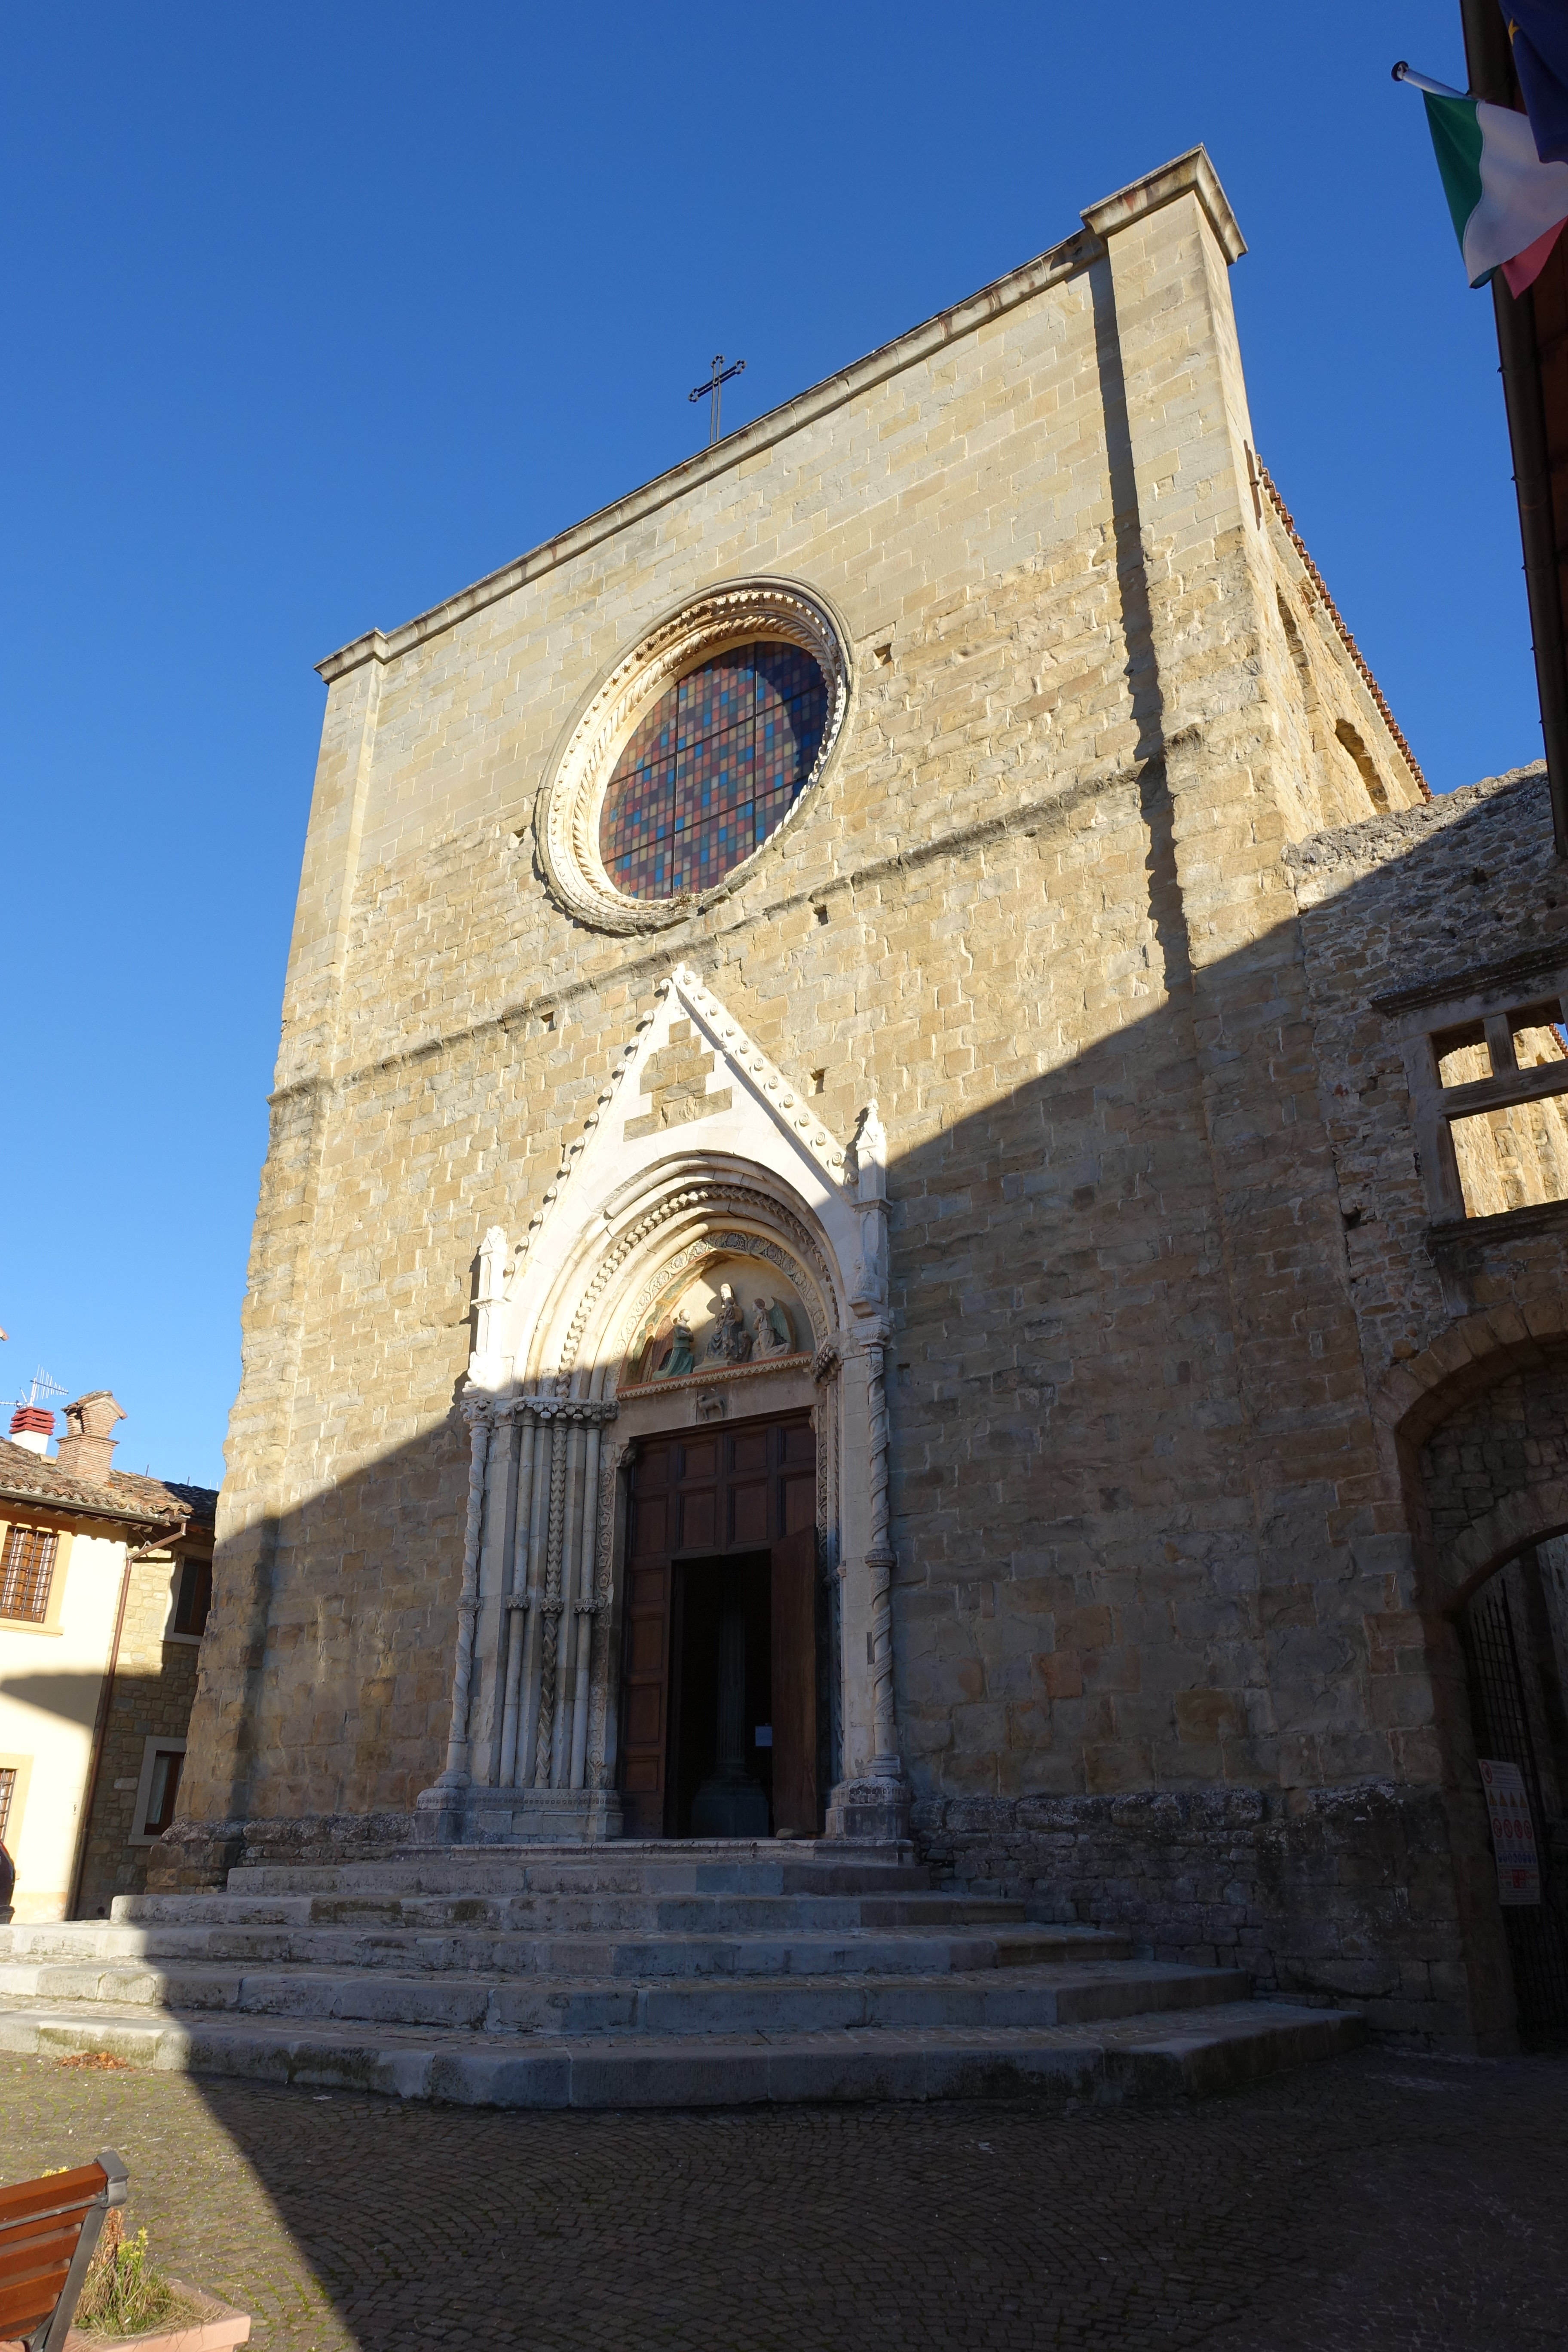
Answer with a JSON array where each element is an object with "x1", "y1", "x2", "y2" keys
[{"x1": 1464, "y1": 1567, "x2": 1568, "y2": 2037}]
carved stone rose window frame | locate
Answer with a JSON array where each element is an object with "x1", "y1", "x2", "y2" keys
[{"x1": 534, "y1": 579, "x2": 851, "y2": 936}]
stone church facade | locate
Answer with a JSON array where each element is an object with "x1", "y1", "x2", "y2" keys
[{"x1": 170, "y1": 149, "x2": 1568, "y2": 2052}]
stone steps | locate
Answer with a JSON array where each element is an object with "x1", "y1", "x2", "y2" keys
[
  {"x1": 93, "y1": 1890, "x2": 1019, "y2": 1933},
  {"x1": 0, "y1": 1957, "x2": 1237, "y2": 2036},
  {"x1": 0, "y1": 1996, "x2": 1365, "y2": 2108},
  {"x1": 0, "y1": 1922, "x2": 1121, "y2": 1979},
  {"x1": 220, "y1": 1844, "x2": 920, "y2": 1897},
  {"x1": 0, "y1": 1840, "x2": 1364, "y2": 2110}
]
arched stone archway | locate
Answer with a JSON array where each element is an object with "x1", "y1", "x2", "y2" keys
[
  {"x1": 1448, "y1": 1483, "x2": 1568, "y2": 1610},
  {"x1": 1383, "y1": 1320, "x2": 1568, "y2": 2046},
  {"x1": 1373, "y1": 1304, "x2": 1568, "y2": 1457},
  {"x1": 415, "y1": 968, "x2": 910, "y2": 1846}
]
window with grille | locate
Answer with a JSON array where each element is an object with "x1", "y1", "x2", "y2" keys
[
  {"x1": 0, "y1": 1526, "x2": 57, "y2": 1622},
  {"x1": 0, "y1": 1766, "x2": 15, "y2": 1844}
]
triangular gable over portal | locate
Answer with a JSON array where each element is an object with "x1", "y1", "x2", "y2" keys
[{"x1": 471, "y1": 967, "x2": 877, "y2": 1389}]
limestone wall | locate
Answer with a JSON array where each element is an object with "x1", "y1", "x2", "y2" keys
[{"x1": 179, "y1": 151, "x2": 1527, "y2": 2043}]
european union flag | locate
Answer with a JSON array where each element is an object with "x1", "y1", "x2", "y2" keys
[{"x1": 1507, "y1": 0, "x2": 1568, "y2": 168}]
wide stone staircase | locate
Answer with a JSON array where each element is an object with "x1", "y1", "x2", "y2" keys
[{"x1": 0, "y1": 1842, "x2": 1362, "y2": 2109}]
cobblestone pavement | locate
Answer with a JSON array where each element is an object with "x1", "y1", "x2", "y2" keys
[{"x1": 0, "y1": 2048, "x2": 1562, "y2": 2352}]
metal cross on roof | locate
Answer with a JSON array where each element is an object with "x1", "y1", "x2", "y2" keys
[{"x1": 689, "y1": 353, "x2": 746, "y2": 448}]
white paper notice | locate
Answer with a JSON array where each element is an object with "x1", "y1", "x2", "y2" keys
[{"x1": 1479, "y1": 1758, "x2": 1541, "y2": 1906}]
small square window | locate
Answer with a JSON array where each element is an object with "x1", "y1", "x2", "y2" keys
[
  {"x1": 171, "y1": 1556, "x2": 211, "y2": 1638},
  {"x1": 1431, "y1": 1021, "x2": 1489, "y2": 1088},
  {"x1": 130, "y1": 1736, "x2": 187, "y2": 1844},
  {"x1": 1400, "y1": 974, "x2": 1568, "y2": 1223},
  {"x1": 141, "y1": 1749, "x2": 184, "y2": 1838},
  {"x1": 1450, "y1": 1103, "x2": 1568, "y2": 1219}
]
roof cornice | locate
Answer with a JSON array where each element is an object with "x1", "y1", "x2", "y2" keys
[{"x1": 1079, "y1": 143, "x2": 1245, "y2": 264}]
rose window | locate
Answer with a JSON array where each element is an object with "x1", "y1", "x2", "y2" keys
[{"x1": 598, "y1": 640, "x2": 828, "y2": 901}]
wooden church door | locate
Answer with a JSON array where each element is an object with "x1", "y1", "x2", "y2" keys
[{"x1": 618, "y1": 1414, "x2": 816, "y2": 1838}]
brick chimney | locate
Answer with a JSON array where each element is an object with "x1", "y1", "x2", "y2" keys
[
  {"x1": 55, "y1": 1391, "x2": 126, "y2": 1485},
  {"x1": 8, "y1": 1405, "x2": 54, "y2": 1459}
]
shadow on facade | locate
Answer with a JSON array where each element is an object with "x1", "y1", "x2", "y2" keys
[
  {"x1": 77, "y1": 766, "x2": 1563, "y2": 2350},
  {"x1": 0, "y1": 1666, "x2": 199, "y2": 1920},
  {"x1": 146, "y1": 769, "x2": 1568, "y2": 2047},
  {"x1": 2, "y1": 1669, "x2": 105, "y2": 1732}
]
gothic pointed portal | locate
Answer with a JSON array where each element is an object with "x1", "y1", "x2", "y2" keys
[{"x1": 421, "y1": 966, "x2": 908, "y2": 1848}]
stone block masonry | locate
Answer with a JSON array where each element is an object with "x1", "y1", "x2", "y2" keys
[
  {"x1": 170, "y1": 146, "x2": 1566, "y2": 2055},
  {"x1": 917, "y1": 1784, "x2": 1471, "y2": 2045}
]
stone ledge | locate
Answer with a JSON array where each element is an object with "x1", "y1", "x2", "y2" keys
[{"x1": 911, "y1": 1781, "x2": 1473, "y2": 2050}]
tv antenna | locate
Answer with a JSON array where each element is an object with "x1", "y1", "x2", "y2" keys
[{"x1": 7, "y1": 1366, "x2": 65, "y2": 1412}]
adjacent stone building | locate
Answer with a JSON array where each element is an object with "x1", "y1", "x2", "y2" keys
[
  {"x1": 0, "y1": 1392, "x2": 215, "y2": 1921},
  {"x1": 171, "y1": 147, "x2": 1568, "y2": 2049},
  {"x1": 73, "y1": 1479, "x2": 216, "y2": 1917}
]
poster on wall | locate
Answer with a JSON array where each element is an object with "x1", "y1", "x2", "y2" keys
[{"x1": 1478, "y1": 1758, "x2": 1542, "y2": 1906}]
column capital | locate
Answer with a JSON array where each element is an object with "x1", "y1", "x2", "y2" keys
[{"x1": 514, "y1": 1395, "x2": 619, "y2": 1425}]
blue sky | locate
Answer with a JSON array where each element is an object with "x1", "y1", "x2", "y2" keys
[{"x1": 0, "y1": 3, "x2": 1523, "y2": 1486}]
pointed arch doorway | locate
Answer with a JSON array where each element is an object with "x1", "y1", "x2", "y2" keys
[{"x1": 420, "y1": 965, "x2": 912, "y2": 1851}]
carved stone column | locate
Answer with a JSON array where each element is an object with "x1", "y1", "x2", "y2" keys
[
  {"x1": 419, "y1": 1395, "x2": 491, "y2": 1837},
  {"x1": 827, "y1": 1102, "x2": 910, "y2": 1843},
  {"x1": 585, "y1": 1438, "x2": 628, "y2": 1791},
  {"x1": 497, "y1": 1407, "x2": 541, "y2": 1786},
  {"x1": 533, "y1": 1409, "x2": 570, "y2": 1788},
  {"x1": 863, "y1": 1329, "x2": 899, "y2": 1776}
]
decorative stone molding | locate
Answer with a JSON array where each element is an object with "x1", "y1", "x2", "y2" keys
[
  {"x1": 585, "y1": 1436, "x2": 627, "y2": 1789},
  {"x1": 431, "y1": 963, "x2": 909, "y2": 1843},
  {"x1": 621, "y1": 1351, "x2": 812, "y2": 1402},
  {"x1": 435, "y1": 1400, "x2": 490, "y2": 1789},
  {"x1": 612, "y1": 1223, "x2": 824, "y2": 1384},
  {"x1": 468, "y1": 967, "x2": 855, "y2": 1393},
  {"x1": 588, "y1": 1185, "x2": 837, "y2": 1380},
  {"x1": 535, "y1": 583, "x2": 851, "y2": 935},
  {"x1": 848, "y1": 1102, "x2": 889, "y2": 1317},
  {"x1": 671, "y1": 967, "x2": 851, "y2": 1183},
  {"x1": 508, "y1": 1396, "x2": 620, "y2": 1426}
]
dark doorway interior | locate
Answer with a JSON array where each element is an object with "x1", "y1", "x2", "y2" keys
[
  {"x1": 618, "y1": 1411, "x2": 818, "y2": 1838},
  {"x1": 1461, "y1": 1545, "x2": 1568, "y2": 2041},
  {"x1": 671, "y1": 1550, "x2": 772, "y2": 1836}
]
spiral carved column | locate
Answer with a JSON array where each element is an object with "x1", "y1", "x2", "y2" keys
[
  {"x1": 438, "y1": 1397, "x2": 491, "y2": 1786},
  {"x1": 533, "y1": 1414, "x2": 569, "y2": 1787},
  {"x1": 864, "y1": 1335, "x2": 899, "y2": 1777},
  {"x1": 585, "y1": 1439, "x2": 627, "y2": 1790}
]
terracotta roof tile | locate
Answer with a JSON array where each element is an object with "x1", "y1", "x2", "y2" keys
[
  {"x1": 155, "y1": 1480, "x2": 219, "y2": 1532},
  {"x1": 0, "y1": 1438, "x2": 199, "y2": 1534}
]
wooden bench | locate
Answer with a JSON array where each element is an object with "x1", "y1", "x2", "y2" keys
[{"x1": 0, "y1": 2152, "x2": 128, "y2": 2352}]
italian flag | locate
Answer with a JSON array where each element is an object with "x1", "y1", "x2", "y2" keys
[{"x1": 1424, "y1": 87, "x2": 1568, "y2": 294}]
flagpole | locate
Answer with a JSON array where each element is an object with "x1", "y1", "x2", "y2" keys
[{"x1": 1460, "y1": 0, "x2": 1568, "y2": 858}]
